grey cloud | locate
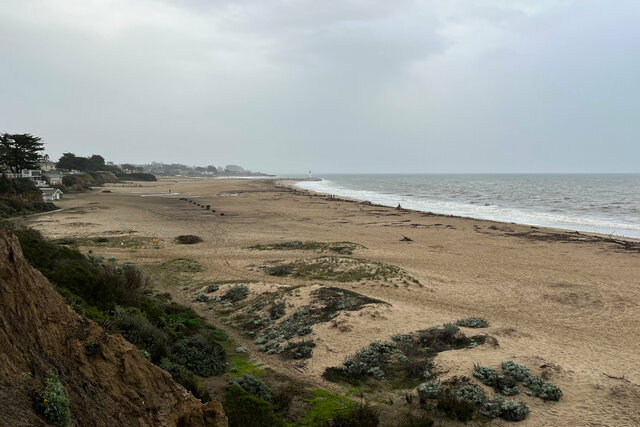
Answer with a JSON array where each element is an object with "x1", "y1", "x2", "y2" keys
[{"x1": 0, "y1": 0, "x2": 638, "y2": 173}]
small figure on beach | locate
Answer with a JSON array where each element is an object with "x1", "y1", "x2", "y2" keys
[{"x1": 396, "y1": 203, "x2": 402, "y2": 210}]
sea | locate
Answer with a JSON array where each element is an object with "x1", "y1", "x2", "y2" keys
[{"x1": 293, "y1": 174, "x2": 640, "y2": 239}]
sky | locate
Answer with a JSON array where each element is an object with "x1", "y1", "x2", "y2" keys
[{"x1": 1, "y1": 0, "x2": 639, "y2": 174}]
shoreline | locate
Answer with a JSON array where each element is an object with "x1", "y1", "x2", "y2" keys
[
  {"x1": 277, "y1": 178, "x2": 640, "y2": 245},
  {"x1": 19, "y1": 177, "x2": 640, "y2": 425}
]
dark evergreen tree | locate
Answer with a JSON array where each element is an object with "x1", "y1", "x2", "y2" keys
[{"x1": 0, "y1": 133, "x2": 45, "y2": 173}]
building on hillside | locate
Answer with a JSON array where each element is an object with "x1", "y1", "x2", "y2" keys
[
  {"x1": 41, "y1": 188, "x2": 63, "y2": 202},
  {"x1": 5, "y1": 169, "x2": 47, "y2": 187},
  {"x1": 45, "y1": 172, "x2": 63, "y2": 186},
  {"x1": 39, "y1": 155, "x2": 56, "y2": 172}
]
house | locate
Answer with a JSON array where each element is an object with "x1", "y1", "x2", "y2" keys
[
  {"x1": 45, "y1": 172, "x2": 64, "y2": 186},
  {"x1": 5, "y1": 169, "x2": 48, "y2": 187},
  {"x1": 39, "y1": 155, "x2": 56, "y2": 172},
  {"x1": 41, "y1": 188, "x2": 63, "y2": 202}
]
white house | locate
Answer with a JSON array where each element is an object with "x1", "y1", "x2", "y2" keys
[{"x1": 41, "y1": 188, "x2": 63, "y2": 202}]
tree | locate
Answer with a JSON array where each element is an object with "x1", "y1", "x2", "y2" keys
[
  {"x1": 0, "y1": 133, "x2": 45, "y2": 173},
  {"x1": 57, "y1": 152, "x2": 85, "y2": 170}
]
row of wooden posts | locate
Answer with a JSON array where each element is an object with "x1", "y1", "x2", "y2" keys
[{"x1": 179, "y1": 197, "x2": 224, "y2": 215}]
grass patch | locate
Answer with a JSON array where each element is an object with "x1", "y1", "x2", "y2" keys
[
  {"x1": 71, "y1": 236, "x2": 151, "y2": 249},
  {"x1": 140, "y1": 258, "x2": 205, "y2": 288},
  {"x1": 266, "y1": 256, "x2": 419, "y2": 285},
  {"x1": 298, "y1": 389, "x2": 356, "y2": 426},
  {"x1": 228, "y1": 356, "x2": 266, "y2": 378},
  {"x1": 251, "y1": 241, "x2": 365, "y2": 255}
]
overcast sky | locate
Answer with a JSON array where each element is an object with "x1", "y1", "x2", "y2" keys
[{"x1": 1, "y1": 1, "x2": 638, "y2": 173}]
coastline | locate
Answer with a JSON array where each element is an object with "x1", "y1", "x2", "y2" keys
[
  {"x1": 279, "y1": 178, "x2": 640, "y2": 245},
  {"x1": 18, "y1": 177, "x2": 640, "y2": 425}
]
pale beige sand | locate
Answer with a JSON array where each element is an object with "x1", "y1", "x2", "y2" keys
[{"x1": 21, "y1": 178, "x2": 640, "y2": 426}]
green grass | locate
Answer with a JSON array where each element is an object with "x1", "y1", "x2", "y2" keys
[
  {"x1": 250, "y1": 241, "x2": 365, "y2": 255},
  {"x1": 228, "y1": 356, "x2": 266, "y2": 378},
  {"x1": 297, "y1": 389, "x2": 356, "y2": 426},
  {"x1": 140, "y1": 258, "x2": 205, "y2": 288}
]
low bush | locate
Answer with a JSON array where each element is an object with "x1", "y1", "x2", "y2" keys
[
  {"x1": 169, "y1": 331, "x2": 226, "y2": 376},
  {"x1": 540, "y1": 382, "x2": 563, "y2": 401},
  {"x1": 223, "y1": 384, "x2": 285, "y2": 427},
  {"x1": 454, "y1": 384, "x2": 486, "y2": 405},
  {"x1": 499, "y1": 399, "x2": 529, "y2": 421},
  {"x1": 283, "y1": 340, "x2": 316, "y2": 359},
  {"x1": 229, "y1": 374, "x2": 273, "y2": 401},
  {"x1": 325, "y1": 404, "x2": 380, "y2": 426},
  {"x1": 501, "y1": 360, "x2": 531, "y2": 382},
  {"x1": 175, "y1": 235, "x2": 203, "y2": 244},
  {"x1": 112, "y1": 306, "x2": 168, "y2": 361},
  {"x1": 400, "y1": 414, "x2": 435, "y2": 427},
  {"x1": 37, "y1": 371, "x2": 70, "y2": 427},
  {"x1": 159, "y1": 359, "x2": 210, "y2": 402},
  {"x1": 342, "y1": 341, "x2": 397, "y2": 378},
  {"x1": 224, "y1": 285, "x2": 249, "y2": 302},
  {"x1": 473, "y1": 364, "x2": 498, "y2": 386},
  {"x1": 456, "y1": 317, "x2": 489, "y2": 328},
  {"x1": 269, "y1": 301, "x2": 286, "y2": 320},
  {"x1": 437, "y1": 392, "x2": 475, "y2": 422},
  {"x1": 204, "y1": 284, "x2": 219, "y2": 293},
  {"x1": 417, "y1": 381, "x2": 443, "y2": 399}
]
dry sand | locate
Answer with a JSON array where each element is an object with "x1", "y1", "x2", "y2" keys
[{"x1": 20, "y1": 178, "x2": 640, "y2": 426}]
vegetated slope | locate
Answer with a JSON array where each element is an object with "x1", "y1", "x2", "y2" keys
[{"x1": 0, "y1": 229, "x2": 227, "y2": 426}]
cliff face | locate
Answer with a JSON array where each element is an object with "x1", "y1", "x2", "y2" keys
[{"x1": 0, "y1": 229, "x2": 226, "y2": 426}]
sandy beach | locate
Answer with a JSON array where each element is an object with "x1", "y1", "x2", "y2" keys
[{"x1": 20, "y1": 178, "x2": 640, "y2": 426}]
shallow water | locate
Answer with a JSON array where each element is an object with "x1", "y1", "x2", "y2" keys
[{"x1": 295, "y1": 174, "x2": 640, "y2": 238}]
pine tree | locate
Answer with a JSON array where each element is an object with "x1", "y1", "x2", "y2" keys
[{"x1": 0, "y1": 133, "x2": 45, "y2": 173}]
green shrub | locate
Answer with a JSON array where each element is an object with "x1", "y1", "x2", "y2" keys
[
  {"x1": 269, "y1": 301, "x2": 286, "y2": 320},
  {"x1": 112, "y1": 306, "x2": 168, "y2": 361},
  {"x1": 400, "y1": 414, "x2": 435, "y2": 427},
  {"x1": 473, "y1": 364, "x2": 498, "y2": 386},
  {"x1": 224, "y1": 285, "x2": 249, "y2": 302},
  {"x1": 229, "y1": 374, "x2": 272, "y2": 401},
  {"x1": 223, "y1": 385, "x2": 285, "y2": 427},
  {"x1": 417, "y1": 381, "x2": 443, "y2": 399},
  {"x1": 38, "y1": 372, "x2": 70, "y2": 427},
  {"x1": 499, "y1": 399, "x2": 529, "y2": 421},
  {"x1": 169, "y1": 331, "x2": 226, "y2": 377},
  {"x1": 159, "y1": 358, "x2": 210, "y2": 402},
  {"x1": 205, "y1": 284, "x2": 219, "y2": 293},
  {"x1": 456, "y1": 317, "x2": 489, "y2": 328},
  {"x1": 501, "y1": 360, "x2": 531, "y2": 381},
  {"x1": 540, "y1": 382, "x2": 563, "y2": 401},
  {"x1": 522, "y1": 373, "x2": 543, "y2": 393},
  {"x1": 325, "y1": 403, "x2": 380, "y2": 426},
  {"x1": 343, "y1": 341, "x2": 397, "y2": 378},
  {"x1": 480, "y1": 395, "x2": 504, "y2": 418},
  {"x1": 437, "y1": 392, "x2": 475, "y2": 422},
  {"x1": 455, "y1": 384, "x2": 486, "y2": 405}
]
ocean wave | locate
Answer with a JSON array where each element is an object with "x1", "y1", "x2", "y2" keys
[{"x1": 295, "y1": 178, "x2": 640, "y2": 239}]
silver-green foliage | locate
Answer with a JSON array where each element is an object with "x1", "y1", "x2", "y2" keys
[
  {"x1": 501, "y1": 360, "x2": 531, "y2": 382},
  {"x1": 499, "y1": 399, "x2": 529, "y2": 421},
  {"x1": 456, "y1": 317, "x2": 489, "y2": 328},
  {"x1": 224, "y1": 285, "x2": 249, "y2": 302},
  {"x1": 540, "y1": 382, "x2": 563, "y2": 401},
  {"x1": 40, "y1": 372, "x2": 71, "y2": 427},
  {"x1": 417, "y1": 381, "x2": 443, "y2": 399},
  {"x1": 229, "y1": 374, "x2": 272, "y2": 401},
  {"x1": 473, "y1": 364, "x2": 498, "y2": 386},
  {"x1": 455, "y1": 384, "x2": 486, "y2": 405}
]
